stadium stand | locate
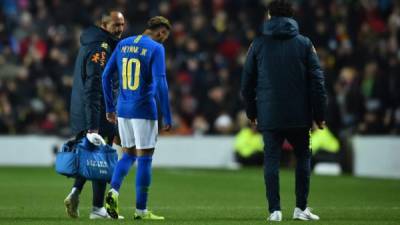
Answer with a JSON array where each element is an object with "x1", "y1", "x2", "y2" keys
[{"x1": 0, "y1": 0, "x2": 399, "y2": 136}]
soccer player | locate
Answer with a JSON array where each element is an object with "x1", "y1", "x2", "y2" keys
[
  {"x1": 241, "y1": 0, "x2": 327, "y2": 222},
  {"x1": 64, "y1": 11, "x2": 125, "y2": 219},
  {"x1": 102, "y1": 16, "x2": 172, "y2": 220}
]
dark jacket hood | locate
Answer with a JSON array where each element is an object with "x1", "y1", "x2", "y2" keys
[
  {"x1": 263, "y1": 17, "x2": 299, "y2": 40},
  {"x1": 80, "y1": 26, "x2": 118, "y2": 46}
]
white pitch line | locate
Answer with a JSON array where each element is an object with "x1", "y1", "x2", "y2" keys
[
  {"x1": 71, "y1": 206, "x2": 400, "y2": 210},
  {"x1": 0, "y1": 206, "x2": 398, "y2": 211}
]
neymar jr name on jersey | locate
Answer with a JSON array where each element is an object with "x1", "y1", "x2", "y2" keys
[{"x1": 120, "y1": 45, "x2": 148, "y2": 56}]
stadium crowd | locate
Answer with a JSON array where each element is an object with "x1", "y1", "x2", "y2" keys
[{"x1": 0, "y1": 0, "x2": 399, "y2": 136}]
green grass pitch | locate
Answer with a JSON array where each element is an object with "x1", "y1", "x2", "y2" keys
[{"x1": 0, "y1": 167, "x2": 399, "y2": 225}]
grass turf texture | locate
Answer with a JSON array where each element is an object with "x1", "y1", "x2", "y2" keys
[{"x1": 0, "y1": 167, "x2": 399, "y2": 225}]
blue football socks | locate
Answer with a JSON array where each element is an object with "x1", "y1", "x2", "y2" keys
[
  {"x1": 136, "y1": 155, "x2": 153, "y2": 210},
  {"x1": 110, "y1": 153, "x2": 136, "y2": 192}
]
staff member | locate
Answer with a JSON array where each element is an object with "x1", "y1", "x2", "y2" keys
[
  {"x1": 64, "y1": 11, "x2": 124, "y2": 219},
  {"x1": 241, "y1": 0, "x2": 327, "y2": 221}
]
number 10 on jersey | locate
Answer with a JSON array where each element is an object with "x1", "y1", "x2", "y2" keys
[{"x1": 122, "y1": 57, "x2": 140, "y2": 90}]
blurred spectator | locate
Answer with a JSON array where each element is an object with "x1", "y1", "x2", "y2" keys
[
  {"x1": 335, "y1": 67, "x2": 364, "y2": 131},
  {"x1": 214, "y1": 112, "x2": 233, "y2": 134},
  {"x1": 358, "y1": 61, "x2": 390, "y2": 134},
  {"x1": 234, "y1": 110, "x2": 263, "y2": 166},
  {"x1": 310, "y1": 126, "x2": 340, "y2": 169},
  {"x1": 0, "y1": 0, "x2": 399, "y2": 136},
  {"x1": 234, "y1": 125, "x2": 264, "y2": 166}
]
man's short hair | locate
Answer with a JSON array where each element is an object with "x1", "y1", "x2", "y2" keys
[
  {"x1": 147, "y1": 16, "x2": 171, "y2": 31},
  {"x1": 101, "y1": 13, "x2": 112, "y2": 24},
  {"x1": 99, "y1": 10, "x2": 121, "y2": 23},
  {"x1": 267, "y1": 0, "x2": 294, "y2": 18},
  {"x1": 96, "y1": 10, "x2": 119, "y2": 26}
]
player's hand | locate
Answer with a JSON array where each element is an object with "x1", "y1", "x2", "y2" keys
[
  {"x1": 163, "y1": 124, "x2": 172, "y2": 132},
  {"x1": 315, "y1": 120, "x2": 326, "y2": 130},
  {"x1": 86, "y1": 132, "x2": 106, "y2": 146},
  {"x1": 106, "y1": 112, "x2": 117, "y2": 124}
]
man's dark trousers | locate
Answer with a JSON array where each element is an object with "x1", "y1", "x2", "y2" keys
[{"x1": 262, "y1": 128, "x2": 311, "y2": 213}]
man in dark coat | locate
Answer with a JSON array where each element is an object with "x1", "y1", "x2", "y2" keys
[
  {"x1": 65, "y1": 11, "x2": 125, "y2": 219},
  {"x1": 241, "y1": 0, "x2": 327, "y2": 221}
]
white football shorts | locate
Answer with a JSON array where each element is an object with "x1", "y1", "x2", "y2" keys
[{"x1": 117, "y1": 118, "x2": 158, "y2": 149}]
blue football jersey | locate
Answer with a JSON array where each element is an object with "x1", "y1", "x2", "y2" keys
[{"x1": 102, "y1": 35, "x2": 172, "y2": 125}]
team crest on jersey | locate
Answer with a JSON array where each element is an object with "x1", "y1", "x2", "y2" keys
[
  {"x1": 91, "y1": 53, "x2": 100, "y2": 63},
  {"x1": 91, "y1": 51, "x2": 106, "y2": 66},
  {"x1": 101, "y1": 42, "x2": 109, "y2": 50}
]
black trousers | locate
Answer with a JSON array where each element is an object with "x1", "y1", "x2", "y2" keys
[{"x1": 262, "y1": 128, "x2": 311, "y2": 213}]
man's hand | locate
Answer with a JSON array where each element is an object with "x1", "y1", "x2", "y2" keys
[
  {"x1": 87, "y1": 129, "x2": 99, "y2": 133},
  {"x1": 163, "y1": 124, "x2": 172, "y2": 132},
  {"x1": 315, "y1": 120, "x2": 326, "y2": 130},
  {"x1": 106, "y1": 112, "x2": 117, "y2": 124}
]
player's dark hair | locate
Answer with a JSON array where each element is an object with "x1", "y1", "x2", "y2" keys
[
  {"x1": 267, "y1": 0, "x2": 294, "y2": 18},
  {"x1": 147, "y1": 16, "x2": 171, "y2": 31}
]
